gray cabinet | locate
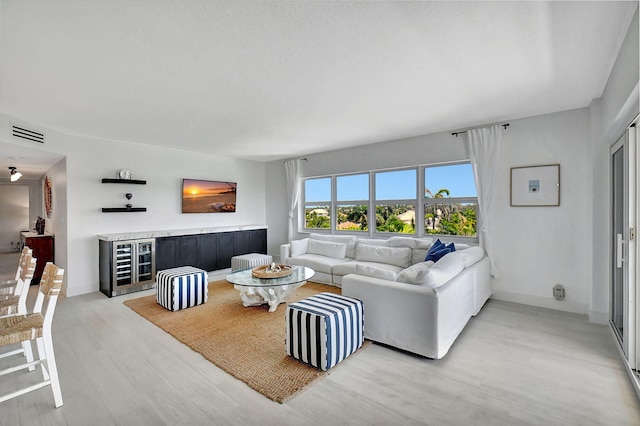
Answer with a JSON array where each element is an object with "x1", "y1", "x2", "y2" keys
[{"x1": 155, "y1": 229, "x2": 266, "y2": 272}]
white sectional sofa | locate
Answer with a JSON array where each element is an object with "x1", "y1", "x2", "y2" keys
[{"x1": 280, "y1": 233, "x2": 491, "y2": 359}]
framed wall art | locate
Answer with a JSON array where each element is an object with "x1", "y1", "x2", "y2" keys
[{"x1": 510, "y1": 164, "x2": 560, "y2": 207}]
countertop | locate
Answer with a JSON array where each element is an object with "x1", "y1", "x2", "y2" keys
[{"x1": 97, "y1": 225, "x2": 267, "y2": 241}]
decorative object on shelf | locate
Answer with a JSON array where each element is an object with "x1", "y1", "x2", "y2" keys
[
  {"x1": 35, "y1": 216, "x2": 45, "y2": 235},
  {"x1": 118, "y1": 169, "x2": 132, "y2": 180},
  {"x1": 44, "y1": 175, "x2": 53, "y2": 218},
  {"x1": 251, "y1": 264, "x2": 292, "y2": 279},
  {"x1": 510, "y1": 164, "x2": 560, "y2": 207},
  {"x1": 101, "y1": 176, "x2": 147, "y2": 212}
]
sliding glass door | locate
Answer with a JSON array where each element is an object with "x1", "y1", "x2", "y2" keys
[{"x1": 610, "y1": 125, "x2": 637, "y2": 370}]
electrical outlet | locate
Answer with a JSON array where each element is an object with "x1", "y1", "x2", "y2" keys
[{"x1": 553, "y1": 284, "x2": 565, "y2": 301}]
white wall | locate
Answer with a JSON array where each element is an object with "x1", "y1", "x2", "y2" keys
[
  {"x1": 490, "y1": 108, "x2": 592, "y2": 314},
  {"x1": 0, "y1": 183, "x2": 29, "y2": 252},
  {"x1": 0, "y1": 113, "x2": 268, "y2": 297}
]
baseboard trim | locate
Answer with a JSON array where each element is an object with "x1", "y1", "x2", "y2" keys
[
  {"x1": 588, "y1": 309, "x2": 609, "y2": 325},
  {"x1": 491, "y1": 290, "x2": 588, "y2": 315}
]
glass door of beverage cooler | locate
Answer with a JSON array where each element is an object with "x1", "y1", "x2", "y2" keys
[
  {"x1": 112, "y1": 242, "x2": 134, "y2": 288},
  {"x1": 136, "y1": 239, "x2": 155, "y2": 285},
  {"x1": 111, "y1": 239, "x2": 155, "y2": 291}
]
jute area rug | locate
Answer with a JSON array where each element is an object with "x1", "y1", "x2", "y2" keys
[{"x1": 124, "y1": 280, "x2": 368, "y2": 403}]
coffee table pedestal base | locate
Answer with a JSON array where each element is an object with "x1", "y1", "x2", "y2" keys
[{"x1": 234, "y1": 282, "x2": 306, "y2": 312}]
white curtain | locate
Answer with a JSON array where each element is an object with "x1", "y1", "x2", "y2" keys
[
  {"x1": 284, "y1": 159, "x2": 301, "y2": 242},
  {"x1": 467, "y1": 125, "x2": 502, "y2": 277}
]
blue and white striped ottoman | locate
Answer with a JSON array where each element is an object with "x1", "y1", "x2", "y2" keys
[
  {"x1": 285, "y1": 292, "x2": 364, "y2": 371},
  {"x1": 231, "y1": 253, "x2": 273, "y2": 272},
  {"x1": 156, "y1": 266, "x2": 208, "y2": 311}
]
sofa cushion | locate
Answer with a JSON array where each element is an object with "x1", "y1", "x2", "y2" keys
[
  {"x1": 332, "y1": 261, "x2": 403, "y2": 277},
  {"x1": 354, "y1": 264, "x2": 397, "y2": 281},
  {"x1": 388, "y1": 236, "x2": 433, "y2": 249},
  {"x1": 310, "y1": 233, "x2": 357, "y2": 258},
  {"x1": 458, "y1": 246, "x2": 485, "y2": 267},
  {"x1": 290, "y1": 238, "x2": 309, "y2": 257},
  {"x1": 355, "y1": 244, "x2": 412, "y2": 268},
  {"x1": 306, "y1": 239, "x2": 347, "y2": 259},
  {"x1": 421, "y1": 252, "x2": 465, "y2": 288},
  {"x1": 287, "y1": 254, "x2": 351, "y2": 274},
  {"x1": 395, "y1": 261, "x2": 435, "y2": 284},
  {"x1": 355, "y1": 238, "x2": 389, "y2": 248},
  {"x1": 411, "y1": 248, "x2": 429, "y2": 265}
]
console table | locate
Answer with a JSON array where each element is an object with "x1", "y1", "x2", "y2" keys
[{"x1": 21, "y1": 232, "x2": 54, "y2": 285}]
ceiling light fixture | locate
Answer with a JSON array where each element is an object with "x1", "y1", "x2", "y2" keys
[{"x1": 9, "y1": 166, "x2": 22, "y2": 182}]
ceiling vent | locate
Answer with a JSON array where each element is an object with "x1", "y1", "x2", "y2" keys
[{"x1": 11, "y1": 124, "x2": 45, "y2": 143}]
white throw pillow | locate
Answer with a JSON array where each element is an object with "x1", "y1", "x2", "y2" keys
[
  {"x1": 289, "y1": 238, "x2": 309, "y2": 257},
  {"x1": 421, "y1": 252, "x2": 465, "y2": 288},
  {"x1": 411, "y1": 248, "x2": 429, "y2": 265},
  {"x1": 355, "y1": 244, "x2": 412, "y2": 268},
  {"x1": 306, "y1": 239, "x2": 347, "y2": 259},
  {"x1": 310, "y1": 233, "x2": 357, "y2": 258},
  {"x1": 355, "y1": 264, "x2": 397, "y2": 281},
  {"x1": 395, "y1": 261, "x2": 435, "y2": 284},
  {"x1": 458, "y1": 246, "x2": 485, "y2": 267}
]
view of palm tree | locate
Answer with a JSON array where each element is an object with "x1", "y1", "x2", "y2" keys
[
  {"x1": 425, "y1": 188, "x2": 477, "y2": 236},
  {"x1": 305, "y1": 188, "x2": 476, "y2": 237}
]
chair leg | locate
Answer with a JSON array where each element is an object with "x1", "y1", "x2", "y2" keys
[
  {"x1": 40, "y1": 335, "x2": 62, "y2": 407},
  {"x1": 23, "y1": 341, "x2": 36, "y2": 372},
  {"x1": 34, "y1": 338, "x2": 49, "y2": 379}
]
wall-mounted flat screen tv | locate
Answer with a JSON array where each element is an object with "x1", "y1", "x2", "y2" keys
[{"x1": 182, "y1": 179, "x2": 237, "y2": 213}]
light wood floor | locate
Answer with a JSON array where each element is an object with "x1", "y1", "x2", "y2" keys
[{"x1": 1, "y1": 252, "x2": 639, "y2": 425}]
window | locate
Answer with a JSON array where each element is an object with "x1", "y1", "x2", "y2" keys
[
  {"x1": 303, "y1": 177, "x2": 331, "y2": 229},
  {"x1": 336, "y1": 174, "x2": 369, "y2": 232},
  {"x1": 300, "y1": 162, "x2": 479, "y2": 241},
  {"x1": 424, "y1": 163, "x2": 478, "y2": 237},
  {"x1": 374, "y1": 169, "x2": 416, "y2": 234}
]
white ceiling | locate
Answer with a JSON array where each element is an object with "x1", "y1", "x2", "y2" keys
[{"x1": 0, "y1": 1, "x2": 636, "y2": 174}]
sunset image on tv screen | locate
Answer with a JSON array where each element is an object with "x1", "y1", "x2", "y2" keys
[{"x1": 182, "y1": 179, "x2": 237, "y2": 213}]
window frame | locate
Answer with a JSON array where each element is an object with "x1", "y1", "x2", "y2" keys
[
  {"x1": 335, "y1": 172, "x2": 370, "y2": 233},
  {"x1": 300, "y1": 162, "x2": 479, "y2": 243},
  {"x1": 302, "y1": 176, "x2": 332, "y2": 231}
]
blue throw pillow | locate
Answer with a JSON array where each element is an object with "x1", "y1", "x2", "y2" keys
[
  {"x1": 430, "y1": 247, "x2": 452, "y2": 262},
  {"x1": 446, "y1": 242, "x2": 456, "y2": 253},
  {"x1": 425, "y1": 239, "x2": 445, "y2": 262}
]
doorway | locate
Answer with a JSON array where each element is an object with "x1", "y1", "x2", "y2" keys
[
  {"x1": 610, "y1": 123, "x2": 638, "y2": 372},
  {"x1": 0, "y1": 184, "x2": 29, "y2": 253}
]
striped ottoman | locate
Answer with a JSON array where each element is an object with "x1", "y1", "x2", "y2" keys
[
  {"x1": 156, "y1": 266, "x2": 208, "y2": 311},
  {"x1": 231, "y1": 253, "x2": 273, "y2": 272},
  {"x1": 286, "y1": 293, "x2": 364, "y2": 371}
]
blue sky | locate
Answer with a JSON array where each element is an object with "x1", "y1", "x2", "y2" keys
[{"x1": 305, "y1": 163, "x2": 477, "y2": 202}]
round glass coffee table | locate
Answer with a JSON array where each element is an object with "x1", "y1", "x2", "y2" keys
[{"x1": 225, "y1": 265, "x2": 315, "y2": 312}]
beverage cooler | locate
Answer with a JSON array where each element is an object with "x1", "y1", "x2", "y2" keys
[{"x1": 99, "y1": 238, "x2": 156, "y2": 297}]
